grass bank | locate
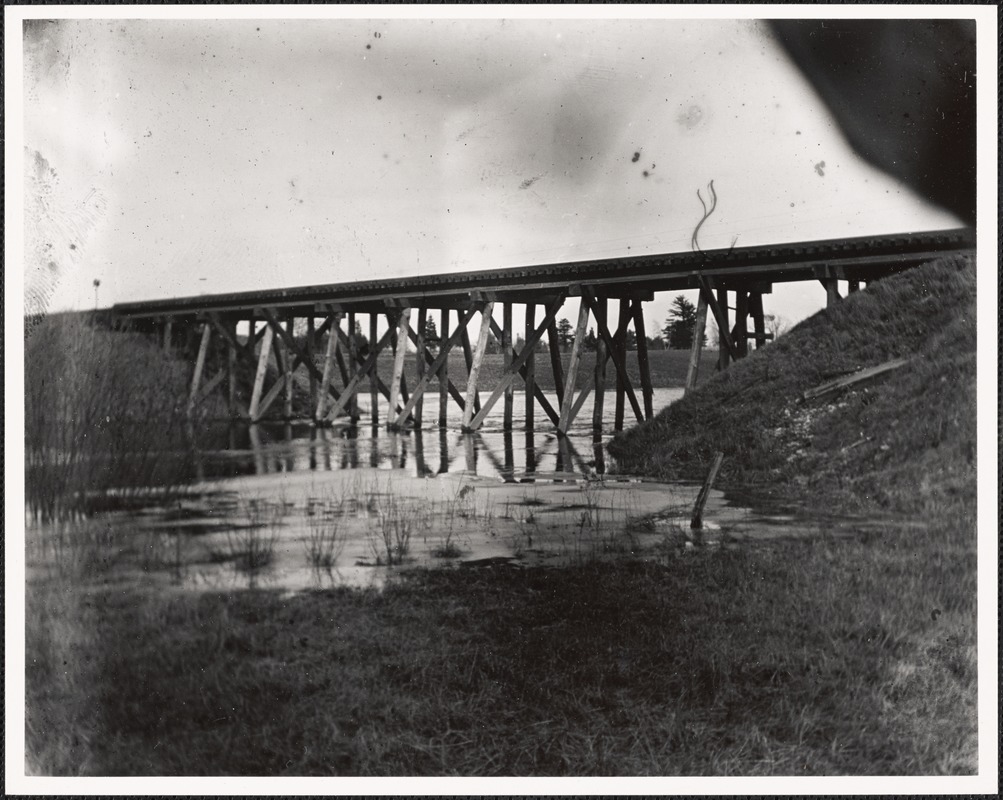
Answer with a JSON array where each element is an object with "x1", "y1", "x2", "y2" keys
[
  {"x1": 26, "y1": 549, "x2": 976, "y2": 776},
  {"x1": 608, "y1": 254, "x2": 977, "y2": 519}
]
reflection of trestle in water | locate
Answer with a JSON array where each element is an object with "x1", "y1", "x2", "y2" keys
[{"x1": 198, "y1": 419, "x2": 610, "y2": 482}]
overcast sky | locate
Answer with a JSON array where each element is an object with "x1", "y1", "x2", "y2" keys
[{"x1": 18, "y1": 11, "x2": 963, "y2": 334}]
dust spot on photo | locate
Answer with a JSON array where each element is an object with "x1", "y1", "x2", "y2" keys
[
  {"x1": 814, "y1": 160, "x2": 826, "y2": 177},
  {"x1": 519, "y1": 176, "x2": 542, "y2": 190},
  {"x1": 677, "y1": 105, "x2": 703, "y2": 130},
  {"x1": 631, "y1": 151, "x2": 640, "y2": 163}
]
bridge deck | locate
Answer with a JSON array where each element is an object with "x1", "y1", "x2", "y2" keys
[{"x1": 112, "y1": 228, "x2": 974, "y2": 320}]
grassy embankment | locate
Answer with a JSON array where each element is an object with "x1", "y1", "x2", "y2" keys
[{"x1": 25, "y1": 256, "x2": 978, "y2": 775}]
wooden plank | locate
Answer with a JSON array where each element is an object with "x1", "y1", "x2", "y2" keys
[
  {"x1": 697, "y1": 276, "x2": 738, "y2": 364},
  {"x1": 613, "y1": 298, "x2": 629, "y2": 431},
  {"x1": 691, "y1": 452, "x2": 724, "y2": 530},
  {"x1": 465, "y1": 297, "x2": 561, "y2": 431},
  {"x1": 486, "y1": 308, "x2": 564, "y2": 427},
  {"x1": 263, "y1": 308, "x2": 343, "y2": 412},
  {"x1": 633, "y1": 302, "x2": 654, "y2": 420},
  {"x1": 439, "y1": 308, "x2": 449, "y2": 427},
  {"x1": 193, "y1": 369, "x2": 226, "y2": 407},
  {"x1": 685, "y1": 291, "x2": 708, "y2": 395},
  {"x1": 187, "y1": 324, "x2": 212, "y2": 414},
  {"x1": 459, "y1": 322, "x2": 482, "y2": 414},
  {"x1": 256, "y1": 373, "x2": 288, "y2": 420},
  {"x1": 332, "y1": 323, "x2": 402, "y2": 418},
  {"x1": 581, "y1": 287, "x2": 643, "y2": 424},
  {"x1": 462, "y1": 302, "x2": 495, "y2": 430},
  {"x1": 227, "y1": 326, "x2": 238, "y2": 417},
  {"x1": 248, "y1": 325, "x2": 274, "y2": 421},
  {"x1": 734, "y1": 290, "x2": 749, "y2": 358},
  {"x1": 306, "y1": 316, "x2": 317, "y2": 409},
  {"x1": 525, "y1": 303, "x2": 536, "y2": 431},
  {"x1": 749, "y1": 291, "x2": 767, "y2": 348},
  {"x1": 316, "y1": 314, "x2": 340, "y2": 420},
  {"x1": 325, "y1": 326, "x2": 395, "y2": 421},
  {"x1": 802, "y1": 358, "x2": 909, "y2": 401},
  {"x1": 393, "y1": 307, "x2": 478, "y2": 429},
  {"x1": 557, "y1": 300, "x2": 591, "y2": 434},
  {"x1": 403, "y1": 318, "x2": 470, "y2": 416},
  {"x1": 162, "y1": 320, "x2": 173, "y2": 352},
  {"x1": 502, "y1": 302, "x2": 513, "y2": 430},
  {"x1": 387, "y1": 310, "x2": 410, "y2": 424},
  {"x1": 593, "y1": 298, "x2": 608, "y2": 432},
  {"x1": 564, "y1": 298, "x2": 635, "y2": 429},
  {"x1": 820, "y1": 273, "x2": 841, "y2": 306},
  {"x1": 415, "y1": 307, "x2": 427, "y2": 428},
  {"x1": 283, "y1": 316, "x2": 294, "y2": 418},
  {"x1": 347, "y1": 312, "x2": 358, "y2": 419},
  {"x1": 370, "y1": 313, "x2": 379, "y2": 426},
  {"x1": 547, "y1": 317, "x2": 566, "y2": 401}
]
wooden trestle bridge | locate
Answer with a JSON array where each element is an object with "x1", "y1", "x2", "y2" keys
[{"x1": 111, "y1": 228, "x2": 974, "y2": 436}]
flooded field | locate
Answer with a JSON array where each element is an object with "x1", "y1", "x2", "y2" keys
[{"x1": 25, "y1": 388, "x2": 889, "y2": 594}]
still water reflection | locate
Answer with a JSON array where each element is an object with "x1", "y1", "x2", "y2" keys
[{"x1": 193, "y1": 388, "x2": 684, "y2": 483}]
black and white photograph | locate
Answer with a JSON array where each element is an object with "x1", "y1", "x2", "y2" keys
[{"x1": 5, "y1": 4, "x2": 997, "y2": 793}]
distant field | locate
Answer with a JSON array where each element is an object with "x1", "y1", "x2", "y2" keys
[{"x1": 368, "y1": 348, "x2": 721, "y2": 392}]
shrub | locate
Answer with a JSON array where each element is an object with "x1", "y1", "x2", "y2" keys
[{"x1": 25, "y1": 314, "x2": 201, "y2": 521}]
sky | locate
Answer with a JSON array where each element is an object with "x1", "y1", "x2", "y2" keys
[{"x1": 16, "y1": 10, "x2": 965, "y2": 337}]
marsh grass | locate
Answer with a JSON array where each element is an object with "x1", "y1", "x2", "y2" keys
[
  {"x1": 25, "y1": 314, "x2": 206, "y2": 522},
  {"x1": 304, "y1": 496, "x2": 346, "y2": 569},
  {"x1": 365, "y1": 478, "x2": 429, "y2": 565},
  {"x1": 217, "y1": 498, "x2": 283, "y2": 573}
]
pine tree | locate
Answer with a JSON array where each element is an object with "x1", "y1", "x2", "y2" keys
[{"x1": 662, "y1": 295, "x2": 706, "y2": 349}]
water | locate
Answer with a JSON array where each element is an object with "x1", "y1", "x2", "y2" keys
[
  {"x1": 190, "y1": 388, "x2": 686, "y2": 482},
  {"x1": 28, "y1": 386, "x2": 897, "y2": 595}
]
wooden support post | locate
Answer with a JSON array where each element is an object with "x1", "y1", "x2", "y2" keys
[
  {"x1": 525, "y1": 303, "x2": 536, "y2": 432},
  {"x1": 163, "y1": 320, "x2": 173, "y2": 352},
  {"x1": 593, "y1": 298, "x2": 608, "y2": 433},
  {"x1": 415, "y1": 307, "x2": 426, "y2": 429},
  {"x1": 394, "y1": 307, "x2": 478, "y2": 429},
  {"x1": 462, "y1": 303, "x2": 494, "y2": 431},
  {"x1": 187, "y1": 323, "x2": 212, "y2": 415},
  {"x1": 633, "y1": 302, "x2": 654, "y2": 420},
  {"x1": 348, "y1": 312, "x2": 359, "y2": 420},
  {"x1": 439, "y1": 308, "x2": 449, "y2": 427},
  {"x1": 248, "y1": 325, "x2": 274, "y2": 421},
  {"x1": 388, "y1": 309, "x2": 410, "y2": 425},
  {"x1": 581, "y1": 288, "x2": 643, "y2": 424},
  {"x1": 821, "y1": 272, "x2": 841, "y2": 307},
  {"x1": 614, "y1": 298, "x2": 629, "y2": 431},
  {"x1": 749, "y1": 291, "x2": 766, "y2": 349},
  {"x1": 557, "y1": 300, "x2": 590, "y2": 435},
  {"x1": 227, "y1": 323, "x2": 238, "y2": 418},
  {"x1": 370, "y1": 313, "x2": 379, "y2": 426},
  {"x1": 325, "y1": 326, "x2": 396, "y2": 422},
  {"x1": 502, "y1": 302, "x2": 513, "y2": 430},
  {"x1": 307, "y1": 316, "x2": 317, "y2": 411},
  {"x1": 283, "y1": 315, "x2": 294, "y2": 419},
  {"x1": 316, "y1": 314, "x2": 340, "y2": 420},
  {"x1": 547, "y1": 317, "x2": 566, "y2": 403},
  {"x1": 460, "y1": 322, "x2": 482, "y2": 415},
  {"x1": 717, "y1": 287, "x2": 731, "y2": 370},
  {"x1": 465, "y1": 297, "x2": 562, "y2": 432},
  {"x1": 685, "y1": 292, "x2": 708, "y2": 395},
  {"x1": 486, "y1": 309, "x2": 564, "y2": 428},
  {"x1": 691, "y1": 452, "x2": 724, "y2": 531},
  {"x1": 848, "y1": 279, "x2": 860, "y2": 294},
  {"x1": 735, "y1": 290, "x2": 749, "y2": 358}
]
